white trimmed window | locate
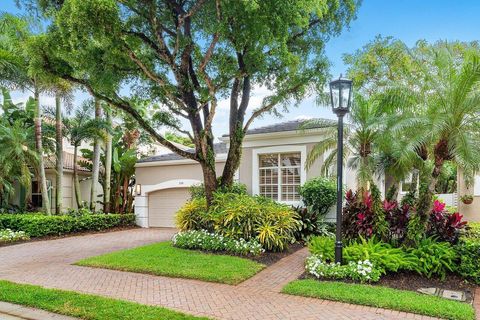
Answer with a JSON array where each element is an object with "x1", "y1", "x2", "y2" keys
[{"x1": 252, "y1": 145, "x2": 306, "y2": 204}]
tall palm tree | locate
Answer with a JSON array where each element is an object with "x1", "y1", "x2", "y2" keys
[
  {"x1": 304, "y1": 95, "x2": 383, "y2": 190},
  {"x1": 64, "y1": 103, "x2": 104, "y2": 208},
  {"x1": 103, "y1": 105, "x2": 113, "y2": 213},
  {"x1": 0, "y1": 13, "x2": 53, "y2": 213},
  {"x1": 90, "y1": 98, "x2": 102, "y2": 211}
]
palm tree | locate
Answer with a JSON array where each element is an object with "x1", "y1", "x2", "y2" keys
[
  {"x1": 304, "y1": 95, "x2": 383, "y2": 190},
  {"x1": 0, "y1": 13, "x2": 53, "y2": 213},
  {"x1": 383, "y1": 43, "x2": 480, "y2": 235},
  {"x1": 0, "y1": 116, "x2": 38, "y2": 208},
  {"x1": 63, "y1": 103, "x2": 103, "y2": 208},
  {"x1": 90, "y1": 98, "x2": 102, "y2": 211},
  {"x1": 103, "y1": 105, "x2": 113, "y2": 213}
]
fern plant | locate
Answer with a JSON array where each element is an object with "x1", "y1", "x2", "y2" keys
[{"x1": 405, "y1": 237, "x2": 458, "y2": 280}]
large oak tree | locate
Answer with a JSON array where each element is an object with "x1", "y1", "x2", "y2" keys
[{"x1": 26, "y1": 0, "x2": 359, "y2": 204}]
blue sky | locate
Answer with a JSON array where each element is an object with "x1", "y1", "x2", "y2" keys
[{"x1": 3, "y1": 0, "x2": 480, "y2": 137}]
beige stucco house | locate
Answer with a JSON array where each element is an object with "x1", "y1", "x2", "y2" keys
[
  {"x1": 135, "y1": 118, "x2": 480, "y2": 228},
  {"x1": 134, "y1": 119, "x2": 360, "y2": 228}
]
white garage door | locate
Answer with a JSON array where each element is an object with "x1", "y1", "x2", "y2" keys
[{"x1": 148, "y1": 188, "x2": 190, "y2": 227}]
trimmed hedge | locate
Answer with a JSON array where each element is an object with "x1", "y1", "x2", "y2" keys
[
  {"x1": 0, "y1": 214, "x2": 135, "y2": 238},
  {"x1": 457, "y1": 222, "x2": 480, "y2": 284}
]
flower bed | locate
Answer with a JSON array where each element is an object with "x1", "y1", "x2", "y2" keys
[
  {"x1": 172, "y1": 230, "x2": 264, "y2": 255},
  {"x1": 305, "y1": 255, "x2": 381, "y2": 283},
  {"x1": 0, "y1": 229, "x2": 29, "y2": 243}
]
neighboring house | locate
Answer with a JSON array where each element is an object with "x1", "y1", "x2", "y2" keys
[
  {"x1": 10, "y1": 150, "x2": 102, "y2": 212},
  {"x1": 134, "y1": 119, "x2": 360, "y2": 228}
]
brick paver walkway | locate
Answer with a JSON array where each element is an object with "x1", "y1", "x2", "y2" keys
[{"x1": 0, "y1": 229, "x2": 442, "y2": 320}]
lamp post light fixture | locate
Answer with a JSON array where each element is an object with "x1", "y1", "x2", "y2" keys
[{"x1": 329, "y1": 75, "x2": 353, "y2": 264}]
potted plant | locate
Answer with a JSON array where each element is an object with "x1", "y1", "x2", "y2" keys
[{"x1": 460, "y1": 194, "x2": 474, "y2": 205}]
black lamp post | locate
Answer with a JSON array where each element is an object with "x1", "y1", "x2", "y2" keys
[{"x1": 329, "y1": 75, "x2": 353, "y2": 264}]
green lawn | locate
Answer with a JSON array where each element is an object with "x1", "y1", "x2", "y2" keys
[
  {"x1": 76, "y1": 241, "x2": 265, "y2": 285},
  {"x1": 282, "y1": 280, "x2": 475, "y2": 320},
  {"x1": 0, "y1": 280, "x2": 208, "y2": 320}
]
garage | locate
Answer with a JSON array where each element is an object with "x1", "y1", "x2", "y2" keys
[{"x1": 148, "y1": 188, "x2": 191, "y2": 227}]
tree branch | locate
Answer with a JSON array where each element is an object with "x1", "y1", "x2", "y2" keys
[
  {"x1": 243, "y1": 82, "x2": 304, "y2": 131},
  {"x1": 59, "y1": 73, "x2": 197, "y2": 160}
]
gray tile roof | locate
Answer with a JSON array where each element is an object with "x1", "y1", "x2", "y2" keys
[
  {"x1": 138, "y1": 118, "x2": 335, "y2": 163},
  {"x1": 137, "y1": 142, "x2": 227, "y2": 163},
  {"x1": 240, "y1": 118, "x2": 336, "y2": 136}
]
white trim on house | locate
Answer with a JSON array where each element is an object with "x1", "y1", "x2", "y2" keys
[
  {"x1": 135, "y1": 178, "x2": 201, "y2": 228},
  {"x1": 135, "y1": 154, "x2": 227, "y2": 168},
  {"x1": 251, "y1": 145, "x2": 307, "y2": 206}
]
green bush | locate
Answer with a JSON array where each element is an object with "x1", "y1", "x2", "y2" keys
[
  {"x1": 343, "y1": 237, "x2": 416, "y2": 273},
  {"x1": 307, "y1": 236, "x2": 335, "y2": 261},
  {"x1": 175, "y1": 197, "x2": 209, "y2": 231},
  {"x1": 176, "y1": 193, "x2": 299, "y2": 251},
  {"x1": 189, "y1": 180, "x2": 247, "y2": 199},
  {"x1": 0, "y1": 213, "x2": 135, "y2": 238},
  {"x1": 464, "y1": 222, "x2": 480, "y2": 239},
  {"x1": 406, "y1": 237, "x2": 457, "y2": 280},
  {"x1": 299, "y1": 178, "x2": 336, "y2": 217},
  {"x1": 456, "y1": 223, "x2": 480, "y2": 284},
  {"x1": 293, "y1": 206, "x2": 334, "y2": 241},
  {"x1": 212, "y1": 193, "x2": 299, "y2": 251}
]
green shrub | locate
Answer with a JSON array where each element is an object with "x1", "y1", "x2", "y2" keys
[
  {"x1": 456, "y1": 223, "x2": 480, "y2": 284},
  {"x1": 299, "y1": 178, "x2": 336, "y2": 216},
  {"x1": 0, "y1": 213, "x2": 135, "y2": 238},
  {"x1": 307, "y1": 236, "x2": 335, "y2": 261},
  {"x1": 456, "y1": 238, "x2": 480, "y2": 284},
  {"x1": 293, "y1": 206, "x2": 334, "y2": 241},
  {"x1": 343, "y1": 237, "x2": 416, "y2": 273},
  {"x1": 189, "y1": 180, "x2": 247, "y2": 199},
  {"x1": 175, "y1": 197, "x2": 209, "y2": 231},
  {"x1": 176, "y1": 193, "x2": 299, "y2": 251},
  {"x1": 406, "y1": 237, "x2": 457, "y2": 280},
  {"x1": 464, "y1": 222, "x2": 480, "y2": 239},
  {"x1": 212, "y1": 193, "x2": 299, "y2": 251}
]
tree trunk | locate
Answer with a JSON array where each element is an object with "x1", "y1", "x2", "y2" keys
[
  {"x1": 90, "y1": 98, "x2": 101, "y2": 212},
  {"x1": 201, "y1": 160, "x2": 217, "y2": 206},
  {"x1": 103, "y1": 107, "x2": 112, "y2": 213},
  {"x1": 34, "y1": 88, "x2": 51, "y2": 214},
  {"x1": 409, "y1": 139, "x2": 447, "y2": 244},
  {"x1": 220, "y1": 129, "x2": 244, "y2": 187},
  {"x1": 73, "y1": 144, "x2": 82, "y2": 208},
  {"x1": 55, "y1": 95, "x2": 63, "y2": 214}
]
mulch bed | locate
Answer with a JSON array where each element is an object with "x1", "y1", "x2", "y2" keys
[
  {"x1": 377, "y1": 271, "x2": 476, "y2": 301},
  {"x1": 0, "y1": 226, "x2": 140, "y2": 248},
  {"x1": 249, "y1": 242, "x2": 305, "y2": 266}
]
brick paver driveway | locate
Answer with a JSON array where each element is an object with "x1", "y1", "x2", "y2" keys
[{"x1": 0, "y1": 229, "x2": 438, "y2": 320}]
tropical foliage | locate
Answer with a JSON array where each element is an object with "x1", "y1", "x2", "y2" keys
[{"x1": 176, "y1": 192, "x2": 299, "y2": 251}]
